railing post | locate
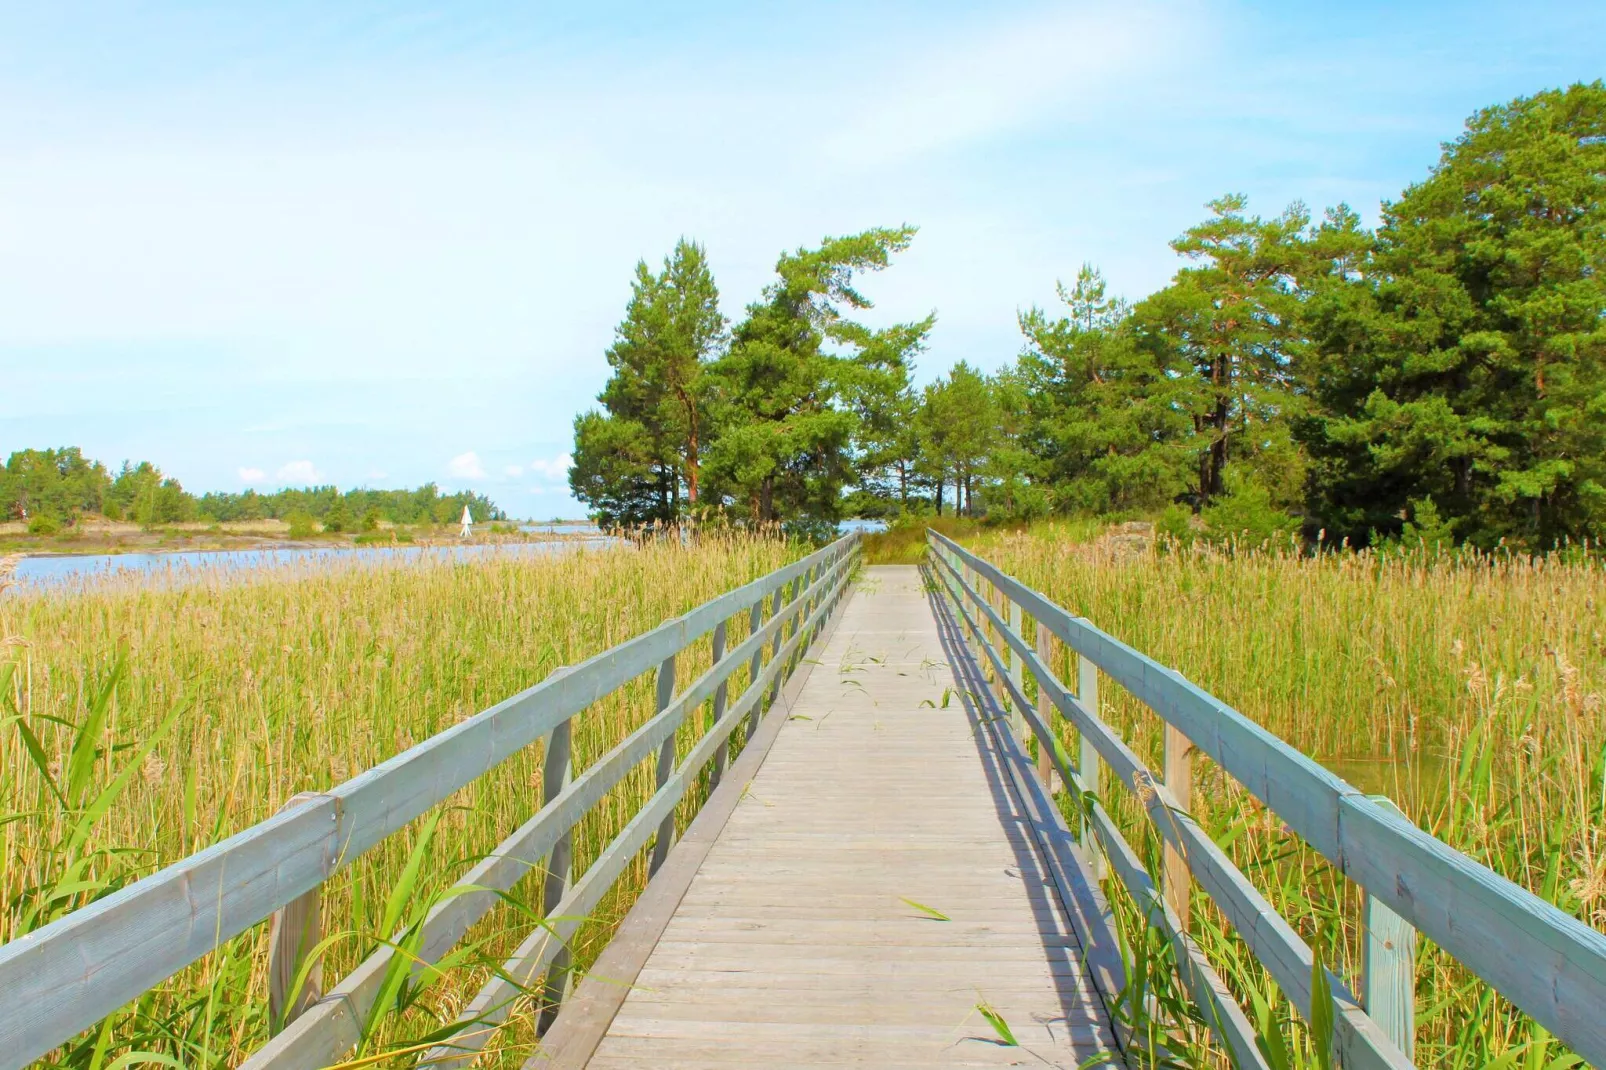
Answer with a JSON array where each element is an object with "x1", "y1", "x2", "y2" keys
[
  {"x1": 1007, "y1": 600, "x2": 1025, "y2": 742},
  {"x1": 768, "y1": 581, "x2": 791, "y2": 707},
  {"x1": 648, "y1": 653, "x2": 678, "y2": 876},
  {"x1": 268, "y1": 792, "x2": 325, "y2": 1033},
  {"x1": 984, "y1": 582, "x2": 1002, "y2": 709},
  {"x1": 746, "y1": 598, "x2": 764, "y2": 741},
  {"x1": 1076, "y1": 654, "x2": 1106, "y2": 881},
  {"x1": 1035, "y1": 623, "x2": 1057, "y2": 793},
  {"x1": 709, "y1": 621, "x2": 730, "y2": 788},
  {"x1": 536, "y1": 711, "x2": 574, "y2": 1033},
  {"x1": 1163, "y1": 723, "x2": 1194, "y2": 930},
  {"x1": 1364, "y1": 796, "x2": 1417, "y2": 1060}
]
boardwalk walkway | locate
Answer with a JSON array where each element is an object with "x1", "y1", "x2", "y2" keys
[{"x1": 562, "y1": 565, "x2": 1119, "y2": 1068}]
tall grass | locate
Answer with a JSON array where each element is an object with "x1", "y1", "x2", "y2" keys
[
  {"x1": 0, "y1": 535, "x2": 798, "y2": 1066},
  {"x1": 961, "y1": 525, "x2": 1606, "y2": 1067}
]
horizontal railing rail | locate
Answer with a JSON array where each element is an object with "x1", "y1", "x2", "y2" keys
[
  {"x1": 927, "y1": 529, "x2": 1606, "y2": 1069},
  {"x1": 0, "y1": 532, "x2": 861, "y2": 1070}
]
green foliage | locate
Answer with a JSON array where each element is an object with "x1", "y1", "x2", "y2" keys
[
  {"x1": 199, "y1": 484, "x2": 500, "y2": 527},
  {"x1": 1156, "y1": 503, "x2": 1195, "y2": 546},
  {"x1": 1201, "y1": 469, "x2": 1300, "y2": 547},
  {"x1": 1, "y1": 449, "x2": 502, "y2": 535},
  {"x1": 704, "y1": 226, "x2": 931, "y2": 525},
  {"x1": 361, "y1": 507, "x2": 382, "y2": 533},
  {"x1": 1133, "y1": 194, "x2": 1315, "y2": 506},
  {"x1": 570, "y1": 238, "x2": 725, "y2": 526},
  {"x1": 322, "y1": 497, "x2": 352, "y2": 533},
  {"x1": 1303, "y1": 82, "x2": 1606, "y2": 549},
  {"x1": 1018, "y1": 265, "x2": 1192, "y2": 513},
  {"x1": 285, "y1": 510, "x2": 317, "y2": 539},
  {"x1": 27, "y1": 512, "x2": 61, "y2": 536},
  {"x1": 0, "y1": 447, "x2": 109, "y2": 524}
]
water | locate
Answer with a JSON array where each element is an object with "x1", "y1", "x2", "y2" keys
[
  {"x1": 11, "y1": 538, "x2": 613, "y2": 589},
  {"x1": 838, "y1": 518, "x2": 888, "y2": 533}
]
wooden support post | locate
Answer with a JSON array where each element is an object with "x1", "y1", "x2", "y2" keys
[
  {"x1": 268, "y1": 792, "x2": 325, "y2": 1034},
  {"x1": 648, "y1": 653, "x2": 678, "y2": 876},
  {"x1": 767, "y1": 583, "x2": 789, "y2": 708},
  {"x1": 536, "y1": 715, "x2": 574, "y2": 1034},
  {"x1": 709, "y1": 621, "x2": 730, "y2": 788},
  {"x1": 1077, "y1": 654, "x2": 1105, "y2": 880},
  {"x1": 1163, "y1": 722, "x2": 1194, "y2": 931},
  {"x1": 1364, "y1": 796, "x2": 1417, "y2": 1060},
  {"x1": 1035, "y1": 624, "x2": 1057, "y2": 793},
  {"x1": 746, "y1": 599, "x2": 763, "y2": 742},
  {"x1": 1008, "y1": 600, "x2": 1025, "y2": 743}
]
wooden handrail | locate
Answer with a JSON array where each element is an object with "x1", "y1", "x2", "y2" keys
[
  {"x1": 0, "y1": 533, "x2": 860, "y2": 1069},
  {"x1": 927, "y1": 530, "x2": 1606, "y2": 1068}
]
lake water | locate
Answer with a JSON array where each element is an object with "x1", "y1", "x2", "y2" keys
[
  {"x1": 10, "y1": 539, "x2": 613, "y2": 589},
  {"x1": 9, "y1": 518, "x2": 882, "y2": 590}
]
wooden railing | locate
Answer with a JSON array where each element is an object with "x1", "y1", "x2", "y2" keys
[
  {"x1": 926, "y1": 530, "x2": 1606, "y2": 1070},
  {"x1": 0, "y1": 533, "x2": 861, "y2": 1070}
]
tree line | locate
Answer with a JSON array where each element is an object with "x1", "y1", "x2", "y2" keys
[
  {"x1": 1, "y1": 447, "x2": 503, "y2": 533},
  {"x1": 572, "y1": 83, "x2": 1605, "y2": 551}
]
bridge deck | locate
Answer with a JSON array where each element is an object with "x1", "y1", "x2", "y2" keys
[{"x1": 577, "y1": 565, "x2": 1119, "y2": 1068}]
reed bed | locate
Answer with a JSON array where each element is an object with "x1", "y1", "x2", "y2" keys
[
  {"x1": 0, "y1": 534, "x2": 798, "y2": 1067},
  {"x1": 962, "y1": 524, "x2": 1606, "y2": 1068}
]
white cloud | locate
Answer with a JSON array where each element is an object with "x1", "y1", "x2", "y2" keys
[
  {"x1": 503, "y1": 463, "x2": 524, "y2": 477},
  {"x1": 448, "y1": 450, "x2": 487, "y2": 480},
  {"x1": 238, "y1": 466, "x2": 266, "y2": 482},
  {"x1": 275, "y1": 459, "x2": 323, "y2": 484},
  {"x1": 529, "y1": 453, "x2": 572, "y2": 481}
]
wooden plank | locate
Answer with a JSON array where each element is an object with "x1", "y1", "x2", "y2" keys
[
  {"x1": 558, "y1": 566, "x2": 1119, "y2": 1068},
  {"x1": 932, "y1": 531, "x2": 1606, "y2": 1068},
  {"x1": 424, "y1": 561, "x2": 858, "y2": 1067},
  {"x1": 1163, "y1": 723, "x2": 1193, "y2": 932},
  {"x1": 0, "y1": 536, "x2": 860, "y2": 1067},
  {"x1": 267, "y1": 793, "x2": 328, "y2": 1033},
  {"x1": 1363, "y1": 800, "x2": 1416, "y2": 1061},
  {"x1": 930, "y1": 551, "x2": 1409, "y2": 1070},
  {"x1": 238, "y1": 562, "x2": 860, "y2": 1070},
  {"x1": 529, "y1": 571, "x2": 855, "y2": 1069}
]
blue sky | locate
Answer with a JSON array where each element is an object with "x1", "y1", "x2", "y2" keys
[{"x1": 2, "y1": 2, "x2": 1602, "y2": 519}]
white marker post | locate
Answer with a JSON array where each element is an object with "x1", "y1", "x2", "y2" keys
[{"x1": 459, "y1": 505, "x2": 473, "y2": 539}]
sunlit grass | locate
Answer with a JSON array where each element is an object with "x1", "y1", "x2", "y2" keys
[
  {"x1": 0, "y1": 534, "x2": 798, "y2": 1066},
  {"x1": 959, "y1": 525, "x2": 1606, "y2": 1068}
]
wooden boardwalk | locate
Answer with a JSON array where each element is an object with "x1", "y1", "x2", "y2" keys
[{"x1": 565, "y1": 565, "x2": 1120, "y2": 1068}]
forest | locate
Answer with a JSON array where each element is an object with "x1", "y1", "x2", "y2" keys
[
  {"x1": 571, "y1": 83, "x2": 1606, "y2": 551},
  {"x1": 0, "y1": 447, "x2": 503, "y2": 533}
]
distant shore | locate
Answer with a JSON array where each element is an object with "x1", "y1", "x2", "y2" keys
[{"x1": 1, "y1": 518, "x2": 600, "y2": 558}]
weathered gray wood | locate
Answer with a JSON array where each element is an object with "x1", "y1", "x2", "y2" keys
[
  {"x1": 922, "y1": 571, "x2": 1128, "y2": 1049},
  {"x1": 746, "y1": 601, "x2": 764, "y2": 743},
  {"x1": 538, "y1": 715, "x2": 575, "y2": 1033},
  {"x1": 1034, "y1": 624, "x2": 1056, "y2": 794},
  {"x1": 944, "y1": 580, "x2": 1267, "y2": 1070},
  {"x1": 1077, "y1": 654, "x2": 1104, "y2": 880},
  {"x1": 1006, "y1": 599, "x2": 1025, "y2": 742},
  {"x1": 649, "y1": 654, "x2": 679, "y2": 876},
  {"x1": 1363, "y1": 799, "x2": 1416, "y2": 1061},
  {"x1": 425, "y1": 564, "x2": 856, "y2": 1067},
  {"x1": 574, "y1": 566, "x2": 1120, "y2": 1069},
  {"x1": 930, "y1": 529, "x2": 1606, "y2": 1068},
  {"x1": 0, "y1": 535, "x2": 859, "y2": 1068},
  {"x1": 241, "y1": 569, "x2": 853, "y2": 1070},
  {"x1": 708, "y1": 621, "x2": 730, "y2": 787},
  {"x1": 530, "y1": 579, "x2": 854, "y2": 1069},
  {"x1": 1163, "y1": 723, "x2": 1193, "y2": 932},
  {"x1": 267, "y1": 793, "x2": 328, "y2": 1033},
  {"x1": 929, "y1": 549, "x2": 1411, "y2": 1070}
]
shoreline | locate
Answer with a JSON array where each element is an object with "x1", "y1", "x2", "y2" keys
[{"x1": 2, "y1": 528, "x2": 602, "y2": 560}]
